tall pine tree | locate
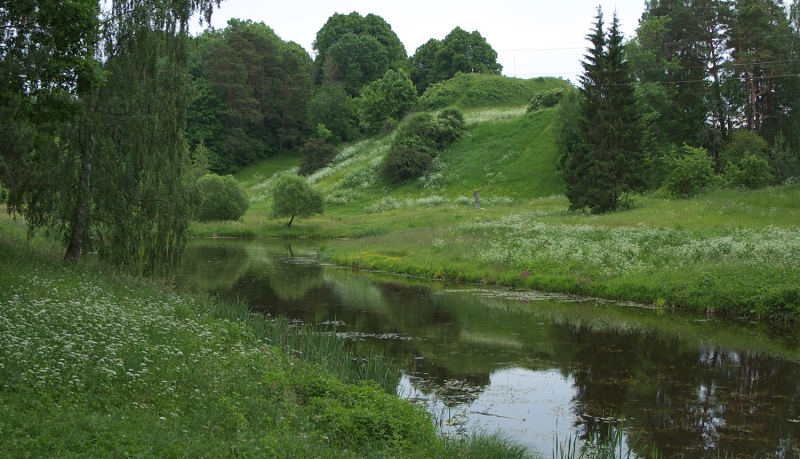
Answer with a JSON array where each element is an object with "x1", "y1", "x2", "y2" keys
[{"x1": 563, "y1": 9, "x2": 646, "y2": 213}]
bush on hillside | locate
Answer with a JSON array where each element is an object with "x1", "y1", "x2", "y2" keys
[
  {"x1": 196, "y1": 174, "x2": 249, "y2": 222},
  {"x1": 527, "y1": 88, "x2": 567, "y2": 112},
  {"x1": 663, "y1": 145, "x2": 718, "y2": 198},
  {"x1": 299, "y1": 138, "x2": 339, "y2": 176},
  {"x1": 381, "y1": 147, "x2": 433, "y2": 183},
  {"x1": 726, "y1": 153, "x2": 774, "y2": 190},
  {"x1": 358, "y1": 69, "x2": 418, "y2": 134},
  {"x1": 392, "y1": 110, "x2": 465, "y2": 155}
]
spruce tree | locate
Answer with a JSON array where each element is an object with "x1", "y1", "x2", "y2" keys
[{"x1": 564, "y1": 10, "x2": 646, "y2": 213}]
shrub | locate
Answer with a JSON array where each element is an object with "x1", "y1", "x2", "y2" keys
[
  {"x1": 314, "y1": 123, "x2": 334, "y2": 142},
  {"x1": 527, "y1": 88, "x2": 566, "y2": 112},
  {"x1": 196, "y1": 174, "x2": 249, "y2": 222},
  {"x1": 381, "y1": 147, "x2": 433, "y2": 183},
  {"x1": 726, "y1": 152, "x2": 774, "y2": 189},
  {"x1": 720, "y1": 129, "x2": 768, "y2": 170},
  {"x1": 270, "y1": 174, "x2": 323, "y2": 227},
  {"x1": 392, "y1": 110, "x2": 465, "y2": 155},
  {"x1": 767, "y1": 133, "x2": 800, "y2": 184},
  {"x1": 299, "y1": 138, "x2": 339, "y2": 176},
  {"x1": 378, "y1": 117, "x2": 398, "y2": 136},
  {"x1": 663, "y1": 145, "x2": 718, "y2": 198},
  {"x1": 358, "y1": 69, "x2": 417, "y2": 134}
]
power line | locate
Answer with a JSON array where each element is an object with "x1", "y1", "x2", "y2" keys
[{"x1": 495, "y1": 33, "x2": 800, "y2": 53}]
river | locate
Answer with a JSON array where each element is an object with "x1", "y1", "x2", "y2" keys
[{"x1": 169, "y1": 238, "x2": 800, "y2": 458}]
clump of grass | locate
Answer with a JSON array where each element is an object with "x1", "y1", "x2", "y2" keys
[{"x1": 553, "y1": 423, "x2": 660, "y2": 459}]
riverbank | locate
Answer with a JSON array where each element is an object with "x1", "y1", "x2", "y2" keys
[
  {"x1": 0, "y1": 219, "x2": 530, "y2": 458},
  {"x1": 193, "y1": 184, "x2": 800, "y2": 321}
]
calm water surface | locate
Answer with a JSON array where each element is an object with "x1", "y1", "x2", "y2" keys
[{"x1": 171, "y1": 238, "x2": 800, "y2": 458}]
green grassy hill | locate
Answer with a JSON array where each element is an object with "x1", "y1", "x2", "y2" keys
[{"x1": 236, "y1": 110, "x2": 565, "y2": 215}]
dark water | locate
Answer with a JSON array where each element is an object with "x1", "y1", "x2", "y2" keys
[{"x1": 171, "y1": 238, "x2": 800, "y2": 458}]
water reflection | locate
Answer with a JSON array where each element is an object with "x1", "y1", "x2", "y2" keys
[{"x1": 171, "y1": 239, "x2": 800, "y2": 458}]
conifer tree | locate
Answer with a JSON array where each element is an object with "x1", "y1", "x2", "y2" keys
[{"x1": 563, "y1": 10, "x2": 646, "y2": 213}]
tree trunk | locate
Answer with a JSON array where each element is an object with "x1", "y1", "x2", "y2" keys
[
  {"x1": 65, "y1": 129, "x2": 92, "y2": 265},
  {"x1": 286, "y1": 214, "x2": 295, "y2": 227}
]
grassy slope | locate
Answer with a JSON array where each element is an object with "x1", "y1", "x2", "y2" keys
[
  {"x1": 418, "y1": 73, "x2": 572, "y2": 110},
  {"x1": 203, "y1": 75, "x2": 800, "y2": 320},
  {"x1": 0, "y1": 212, "x2": 530, "y2": 459}
]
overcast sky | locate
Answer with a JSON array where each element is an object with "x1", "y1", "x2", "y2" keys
[{"x1": 196, "y1": 0, "x2": 648, "y2": 83}]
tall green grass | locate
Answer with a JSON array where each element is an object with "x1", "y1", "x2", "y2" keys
[{"x1": 216, "y1": 297, "x2": 399, "y2": 391}]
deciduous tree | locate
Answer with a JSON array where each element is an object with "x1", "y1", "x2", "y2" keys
[
  {"x1": 270, "y1": 174, "x2": 323, "y2": 227},
  {"x1": 358, "y1": 69, "x2": 418, "y2": 133}
]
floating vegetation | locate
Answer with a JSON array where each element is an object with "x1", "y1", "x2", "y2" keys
[
  {"x1": 443, "y1": 288, "x2": 650, "y2": 309},
  {"x1": 327, "y1": 331, "x2": 416, "y2": 341}
]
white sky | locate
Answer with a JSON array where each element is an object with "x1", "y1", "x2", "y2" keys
[{"x1": 196, "y1": 0, "x2": 648, "y2": 83}]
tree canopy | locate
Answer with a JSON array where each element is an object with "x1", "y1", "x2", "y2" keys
[
  {"x1": 313, "y1": 12, "x2": 407, "y2": 71},
  {"x1": 358, "y1": 69, "x2": 418, "y2": 133},
  {"x1": 187, "y1": 19, "x2": 312, "y2": 174},
  {"x1": 628, "y1": 0, "x2": 800, "y2": 168},
  {"x1": 325, "y1": 33, "x2": 390, "y2": 97},
  {"x1": 409, "y1": 27, "x2": 502, "y2": 95},
  {"x1": 270, "y1": 174, "x2": 324, "y2": 227}
]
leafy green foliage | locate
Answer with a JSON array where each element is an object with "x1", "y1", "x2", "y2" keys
[
  {"x1": 358, "y1": 69, "x2": 418, "y2": 133},
  {"x1": 407, "y1": 38, "x2": 441, "y2": 95},
  {"x1": 326, "y1": 33, "x2": 390, "y2": 97},
  {"x1": 299, "y1": 138, "x2": 339, "y2": 176},
  {"x1": 392, "y1": 110, "x2": 465, "y2": 155},
  {"x1": 720, "y1": 130, "x2": 769, "y2": 170},
  {"x1": 307, "y1": 84, "x2": 359, "y2": 143},
  {"x1": 196, "y1": 174, "x2": 250, "y2": 222},
  {"x1": 381, "y1": 147, "x2": 433, "y2": 183},
  {"x1": 313, "y1": 12, "x2": 407, "y2": 73},
  {"x1": 418, "y1": 73, "x2": 571, "y2": 110},
  {"x1": 408, "y1": 27, "x2": 502, "y2": 92},
  {"x1": 663, "y1": 145, "x2": 718, "y2": 198},
  {"x1": 768, "y1": 133, "x2": 800, "y2": 183},
  {"x1": 527, "y1": 88, "x2": 567, "y2": 112},
  {"x1": 271, "y1": 174, "x2": 324, "y2": 227},
  {"x1": 315, "y1": 123, "x2": 334, "y2": 142},
  {"x1": 380, "y1": 110, "x2": 465, "y2": 183},
  {"x1": 562, "y1": 11, "x2": 646, "y2": 213},
  {"x1": 726, "y1": 153, "x2": 774, "y2": 190},
  {"x1": 305, "y1": 379, "x2": 437, "y2": 449}
]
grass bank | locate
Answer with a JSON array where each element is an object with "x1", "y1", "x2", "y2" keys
[
  {"x1": 0, "y1": 220, "x2": 530, "y2": 458},
  {"x1": 214, "y1": 182, "x2": 800, "y2": 321},
  {"x1": 322, "y1": 187, "x2": 800, "y2": 320}
]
